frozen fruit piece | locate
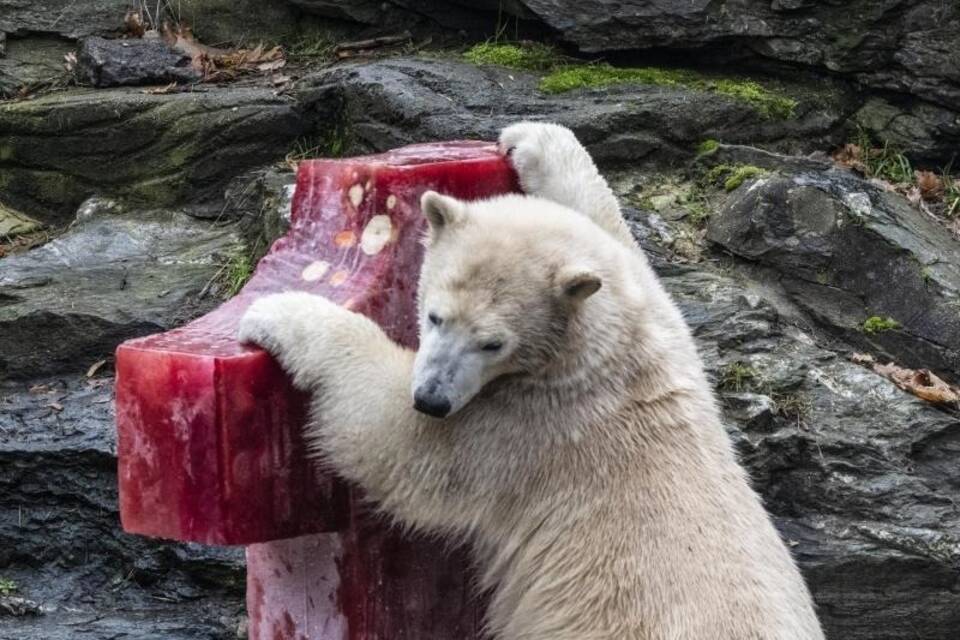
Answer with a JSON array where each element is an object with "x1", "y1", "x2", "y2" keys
[{"x1": 115, "y1": 141, "x2": 519, "y2": 545}]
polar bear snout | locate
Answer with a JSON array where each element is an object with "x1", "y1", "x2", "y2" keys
[{"x1": 413, "y1": 383, "x2": 452, "y2": 418}]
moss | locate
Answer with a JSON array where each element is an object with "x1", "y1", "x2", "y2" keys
[
  {"x1": 0, "y1": 578, "x2": 16, "y2": 596},
  {"x1": 861, "y1": 316, "x2": 900, "y2": 334},
  {"x1": 0, "y1": 144, "x2": 13, "y2": 162},
  {"x1": 463, "y1": 42, "x2": 562, "y2": 71},
  {"x1": 702, "y1": 163, "x2": 768, "y2": 191},
  {"x1": 539, "y1": 64, "x2": 797, "y2": 119},
  {"x1": 719, "y1": 361, "x2": 759, "y2": 392},
  {"x1": 697, "y1": 139, "x2": 720, "y2": 156},
  {"x1": 723, "y1": 165, "x2": 767, "y2": 191}
]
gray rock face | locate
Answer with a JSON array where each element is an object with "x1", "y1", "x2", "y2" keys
[
  {"x1": 0, "y1": 374, "x2": 246, "y2": 639},
  {"x1": 0, "y1": 199, "x2": 242, "y2": 379},
  {"x1": 510, "y1": 0, "x2": 960, "y2": 110},
  {"x1": 78, "y1": 36, "x2": 201, "y2": 88},
  {"x1": 660, "y1": 262, "x2": 960, "y2": 640},
  {"x1": 0, "y1": 0, "x2": 130, "y2": 39},
  {"x1": 298, "y1": 57, "x2": 854, "y2": 167},
  {"x1": 0, "y1": 87, "x2": 305, "y2": 224},
  {"x1": 853, "y1": 97, "x2": 960, "y2": 164},
  {"x1": 706, "y1": 167, "x2": 960, "y2": 382},
  {"x1": 0, "y1": 35, "x2": 74, "y2": 98}
]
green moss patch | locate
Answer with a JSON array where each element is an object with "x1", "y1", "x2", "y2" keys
[
  {"x1": 463, "y1": 42, "x2": 562, "y2": 72},
  {"x1": 862, "y1": 316, "x2": 900, "y2": 334},
  {"x1": 704, "y1": 164, "x2": 769, "y2": 191},
  {"x1": 0, "y1": 578, "x2": 17, "y2": 596},
  {"x1": 697, "y1": 139, "x2": 720, "y2": 156},
  {"x1": 540, "y1": 64, "x2": 796, "y2": 119}
]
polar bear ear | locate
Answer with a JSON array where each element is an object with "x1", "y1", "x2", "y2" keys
[
  {"x1": 421, "y1": 191, "x2": 465, "y2": 238},
  {"x1": 556, "y1": 266, "x2": 602, "y2": 303}
]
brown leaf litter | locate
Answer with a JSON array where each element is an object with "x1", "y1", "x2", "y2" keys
[{"x1": 851, "y1": 353, "x2": 960, "y2": 406}]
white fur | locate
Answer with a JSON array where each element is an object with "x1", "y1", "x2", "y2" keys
[{"x1": 239, "y1": 122, "x2": 825, "y2": 640}]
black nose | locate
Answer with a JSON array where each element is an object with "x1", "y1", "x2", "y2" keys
[{"x1": 413, "y1": 392, "x2": 451, "y2": 418}]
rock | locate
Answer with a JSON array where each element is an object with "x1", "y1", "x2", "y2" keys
[
  {"x1": 0, "y1": 1, "x2": 129, "y2": 39},
  {"x1": 176, "y1": 0, "x2": 303, "y2": 46},
  {"x1": 853, "y1": 97, "x2": 960, "y2": 164},
  {"x1": 78, "y1": 36, "x2": 201, "y2": 88},
  {"x1": 706, "y1": 167, "x2": 960, "y2": 382},
  {"x1": 297, "y1": 57, "x2": 854, "y2": 168},
  {"x1": 505, "y1": 0, "x2": 960, "y2": 111},
  {"x1": 0, "y1": 86, "x2": 304, "y2": 224},
  {"x1": 657, "y1": 264, "x2": 960, "y2": 640},
  {"x1": 0, "y1": 205, "x2": 41, "y2": 237},
  {"x1": 0, "y1": 35, "x2": 74, "y2": 98},
  {"x1": 0, "y1": 199, "x2": 243, "y2": 379},
  {"x1": 0, "y1": 374, "x2": 245, "y2": 639}
]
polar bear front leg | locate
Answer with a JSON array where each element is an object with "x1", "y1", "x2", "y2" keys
[
  {"x1": 237, "y1": 291, "x2": 392, "y2": 392},
  {"x1": 238, "y1": 293, "x2": 471, "y2": 531},
  {"x1": 499, "y1": 122, "x2": 636, "y2": 248}
]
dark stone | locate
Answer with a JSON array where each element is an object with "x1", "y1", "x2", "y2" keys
[
  {"x1": 508, "y1": 0, "x2": 960, "y2": 111},
  {"x1": 658, "y1": 265, "x2": 960, "y2": 640},
  {"x1": 0, "y1": 35, "x2": 74, "y2": 98},
  {"x1": 0, "y1": 86, "x2": 305, "y2": 224},
  {"x1": 297, "y1": 57, "x2": 855, "y2": 168},
  {"x1": 78, "y1": 36, "x2": 201, "y2": 88},
  {"x1": 0, "y1": 0, "x2": 130, "y2": 39},
  {"x1": 706, "y1": 167, "x2": 960, "y2": 382},
  {"x1": 0, "y1": 374, "x2": 245, "y2": 639},
  {"x1": 853, "y1": 97, "x2": 960, "y2": 164},
  {"x1": 0, "y1": 199, "x2": 242, "y2": 380}
]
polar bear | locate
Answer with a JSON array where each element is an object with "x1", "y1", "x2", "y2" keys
[{"x1": 238, "y1": 123, "x2": 824, "y2": 640}]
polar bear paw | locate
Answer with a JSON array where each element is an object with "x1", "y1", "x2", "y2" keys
[
  {"x1": 498, "y1": 122, "x2": 590, "y2": 198},
  {"x1": 238, "y1": 291, "x2": 342, "y2": 355}
]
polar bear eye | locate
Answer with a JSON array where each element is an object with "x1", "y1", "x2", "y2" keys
[
  {"x1": 428, "y1": 312, "x2": 442, "y2": 327},
  {"x1": 481, "y1": 341, "x2": 503, "y2": 353}
]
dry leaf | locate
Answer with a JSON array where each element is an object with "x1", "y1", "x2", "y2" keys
[
  {"x1": 850, "y1": 353, "x2": 960, "y2": 406},
  {"x1": 124, "y1": 10, "x2": 146, "y2": 38},
  {"x1": 831, "y1": 143, "x2": 867, "y2": 174},
  {"x1": 142, "y1": 82, "x2": 179, "y2": 95},
  {"x1": 28, "y1": 384, "x2": 50, "y2": 395},
  {"x1": 915, "y1": 170, "x2": 944, "y2": 202},
  {"x1": 161, "y1": 25, "x2": 287, "y2": 82},
  {"x1": 86, "y1": 359, "x2": 108, "y2": 378},
  {"x1": 48, "y1": 402, "x2": 64, "y2": 412}
]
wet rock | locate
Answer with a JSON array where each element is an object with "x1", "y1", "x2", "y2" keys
[
  {"x1": 78, "y1": 36, "x2": 200, "y2": 88},
  {"x1": 176, "y1": 0, "x2": 303, "y2": 46},
  {"x1": 0, "y1": 1, "x2": 129, "y2": 39},
  {"x1": 0, "y1": 35, "x2": 74, "y2": 98},
  {"x1": 298, "y1": 57, "x2": 855, "y2": 168},
  {"x1": 0, "y1": 374, "x2": 245, "y2": 639},
  {"x1": 853, "y1": 97, "x2": 960, "y2": 164},
  {"x1": 0, "y1": 86, "x2": 304, "y2": 223},
  {"x1": 706, "y1": 167, "x2": 960, "y2": 382},
  {"x1": 0, "y1": 199, "x2": 242, "y2": 379},
  {"x1": 659, "y1": 265, "x2": 960, "y2": 640},
  {"x1": 506, "y1": 0, "x2": 960, "y2": 111}
]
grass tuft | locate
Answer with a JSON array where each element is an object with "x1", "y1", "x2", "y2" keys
[
  {"x1": 719, "y1": 361, "x2": 759, "y2": 392},
  {"x1": 221, "y1": 251, "x2": 254, "y2": 298}
]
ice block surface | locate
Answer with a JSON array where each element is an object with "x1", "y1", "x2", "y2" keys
[{"x1": 116, "y1": 141, "x2": 519, "y2": 545}]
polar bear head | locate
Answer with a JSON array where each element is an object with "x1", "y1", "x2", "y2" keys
[{"x1": 411, "y1": 191, "x2": 606, "y2": 418}]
